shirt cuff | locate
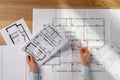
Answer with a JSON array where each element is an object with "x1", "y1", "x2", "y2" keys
[
  {"x1": 81, "y1": 66, "x2": 89, "y2": 77},
  {"x1": 29, "y1": 72, "x2": 39, "y2": 80}
]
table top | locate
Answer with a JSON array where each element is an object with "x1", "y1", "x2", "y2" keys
[{"x1": 0, "y1": 0, "x2": 120, "y2": 45}]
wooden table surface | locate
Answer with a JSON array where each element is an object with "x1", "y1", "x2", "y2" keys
[{"x1": 0, "y1": 0, "x2": 120, "y2": 45}]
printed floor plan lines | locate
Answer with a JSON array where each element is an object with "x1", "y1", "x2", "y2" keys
[
  {"x1": 33, "y1": 9, "x2": 113, "y2": 80},
  {"x1": 6, "y1": 24, "x2": 30, "y2": 44},
  {"x1": 52, "y1": 18, "x2": 105, "y2": 49},
  {"x1": 1, "y1": 19, "x2": 31, "y2": 45},
  {"x1": 23, "y1": 25, "x2": 68, "y2": 65}
]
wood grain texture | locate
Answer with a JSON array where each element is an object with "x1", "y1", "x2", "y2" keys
[{"x1": 0, "y1": 0, "x2": 120, "y2": 45}]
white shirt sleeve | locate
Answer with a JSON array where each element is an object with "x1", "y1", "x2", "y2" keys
[
  {"x1": 29, "y1": 72, "x2": 39, "y2": 80},
  {"x1": 29, "y1": 66, "x2": 89, "y2": 80},
  {"x1": 81, "y1": 66, "x2": 89, "y2": 80}
]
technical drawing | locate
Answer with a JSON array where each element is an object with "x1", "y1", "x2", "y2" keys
[
  {"x1": 49, "y1": 18, "x2": 106, "y2": 72},
  {"x1": 6, "y1": 24, "x2": 30, "y2": 44},
  {"x1": 33, "y1": 9, "x2": 113, "y2": 80},
  {"x1": 23, "y1": 25, "x2": 68, "y2": 65},
  {"x1": 1, "y1": 19, "x2": 31, "y2": 45},
  {"x1": 52, "y1": 18, "x2": 105, "y2": 48}
]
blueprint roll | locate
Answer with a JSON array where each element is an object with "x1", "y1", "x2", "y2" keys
[{"x1": 92, "y1": 40, "x2": 120, "y2": 80}]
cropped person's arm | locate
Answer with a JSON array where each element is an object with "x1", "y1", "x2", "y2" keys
[
  {"x1": 29, "y1": 72, "x2": 39, "y2": 80},
  {"x1": 26, "y1": 55, "x2": 40, "y2": 80},
  {"x1": 81, "y1": 65, "x2": 89, "y2": 80},
  {"x1": 77, "y1": 46, "x2": 90, "y2": 80}
]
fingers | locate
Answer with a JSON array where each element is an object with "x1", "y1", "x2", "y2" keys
[
  {"x1": 76, "y1": 45, "x2": 81, "y2": 49},
  {"x1": 76, "y1": 45, "x2": 90, "y2": 56},
  {"x1": 76, "y1": 45, "x2": 83, "y2": 53},
  {"x1": 26, "y1": 55, "x2": 30, "y2": 63},
  {"x1": 26, "y1": 55, "x2": 34, "y2": 63},
  {"x1": 82, "y1": 48, "x2": 90, "y2": 55},
  {"x1": 29, "y1": 55, "x2": 34, "y2": 62}
]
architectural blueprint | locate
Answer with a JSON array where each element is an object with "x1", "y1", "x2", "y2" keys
[
  {"x1": 23, "y1": 25, "x2": 68, "y2": 65},
  {"x1": 93, "y1": 39, "x2": 120, "y2": 80},
  {"x1": 0, "y1": 19, "x2": 31, "y2": 45},
  {"x1": 33, "y1": 9, "x2": 115, "y2": 80}
]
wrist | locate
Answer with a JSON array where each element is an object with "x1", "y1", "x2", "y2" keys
[
  {"x1": 30, "y1": 67, "x2": 39, "y2": 73},
  {"x1": 81, "y1": 61, "x2": 88, "y2": 66}
]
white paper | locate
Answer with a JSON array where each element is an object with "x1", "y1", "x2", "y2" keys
[
  {"x1": 93, "y1": 40, "x2": 120, "y2": 80},
  {"x1": 0, "y1": 45, "x2": 28, "y2": 80},
  {"x1": 33, "y1": 9, "x2": 114, "y2": 80},
  {"x1": 0, "y1": 18, "x2": 31, "y2": 45},
  {"x1": 23, "y1": 25, "x2": 68, "y2": 65}
]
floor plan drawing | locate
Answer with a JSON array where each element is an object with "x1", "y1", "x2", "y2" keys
[
  {"x1": 52, "y1": 18, "x2": 105, "y2": 48},
  {"x1": 23, "y1": 25, "x2": 68, "y2": 65},
  {"x1": 33, "y1": 9, "x2": 114, "y2": 80},
  {"x1": 1, "y1": 19, "x2": 31, "y2": 45},
  {"x1": 6, "y1": 24, "x2": 30, "y2": 44}
]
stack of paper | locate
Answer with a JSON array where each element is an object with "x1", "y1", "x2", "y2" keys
[
  {"x1": 0, "y1": 18, "x2": 68, "y2": 80},
  {"x1": 0, "y1": 19, "x2": 31, "y2": 80}
]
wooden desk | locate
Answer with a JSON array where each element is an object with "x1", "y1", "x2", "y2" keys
[{"x1": 0, "y1": 0, "x2": 120, "y2": 45}]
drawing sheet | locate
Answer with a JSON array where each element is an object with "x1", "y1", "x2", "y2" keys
[
  {"x1": 0, "y1": 18, "x2": 31, "y2": 45},
  {"x1": 92, "y1": 39, "x2": 120, "y2": 80},
  {"x1": 33, "y1": 9, "x2": 115, "y2": 80},
  {"x1": 110, "y1": 9, "x2": 120, "y2": 45},
  {"x1": 23, "y1": 25, "x2": 68, "y2": 65},
  {"x1": 0, "y1": 45, "x2": 28, "y2": 80}
]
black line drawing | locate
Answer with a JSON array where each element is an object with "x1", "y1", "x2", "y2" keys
[
  {"x1": 23, "y1": 25, "x2": 67, "y2": 63},
  {"x1": 6, "y1": 23, "x2": 30, "y2": 44}
]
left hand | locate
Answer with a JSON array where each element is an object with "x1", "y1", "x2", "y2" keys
[{"x1": 26, "y1": 55, "x2": 39, "y2": 73}]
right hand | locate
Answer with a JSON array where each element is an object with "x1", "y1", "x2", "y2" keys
[{"x1": 77, "y1": 46, "x2": 90, "y2": 66}]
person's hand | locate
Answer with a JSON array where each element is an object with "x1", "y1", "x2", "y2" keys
[
  {"x1": 26, "y1": 55, "x2": 39, "y2": 73},
  {"x1": 77, "y1": 46, "x2": 90, "y2": 66}
]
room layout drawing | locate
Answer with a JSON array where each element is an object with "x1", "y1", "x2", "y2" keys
[
  {"x1": 33, "y1": 9, "x2": 114, "y2": 80},
  {"x1": 23, "y1": 25, "x2": 68, "y2": 65},
  {"x1": 1, "y1": 19, "x2": 31, "y2": 45}
]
